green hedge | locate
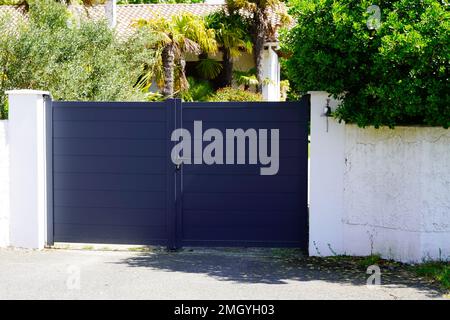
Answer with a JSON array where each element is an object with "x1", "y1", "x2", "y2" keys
[
  {"x1": 207, "y1": 87, "x2": 262, "y2": 102},
  {"x1": 282, "y1": 0, "x2": 449, "y2": 128}
]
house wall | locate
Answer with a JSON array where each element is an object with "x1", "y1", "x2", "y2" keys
[
  {"x1": 0, "y1": 120, "x2": 9, "y2": 247},
  {"x1": 185, "y1": 51, "x2": 278, "y2": 99},
  {"x1": 261, "y1": 45, "x2": 280, "y2": 101},
  {"x1": 232, "y1": 52, "x2": 254, "y2": 72},
  {"x1": 185, "y1": 51, "x2": 254, "y2": 73},
  {"x1": 309, "y1": 91, "x2": 450, "y2": 263},
  {"x1": 160, "y1": 52, "x2": 255, "y2": 93}
]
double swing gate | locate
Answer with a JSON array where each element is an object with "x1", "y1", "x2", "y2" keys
[{"x1": 47, "y1": 97, "x2": 309, "y2": 250}]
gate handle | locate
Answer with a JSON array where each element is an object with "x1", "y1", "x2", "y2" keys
[{"x1": 175, "y1": 157, "x2": 189, "y2": 171}]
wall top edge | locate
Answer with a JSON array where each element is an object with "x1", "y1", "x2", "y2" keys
[
  {"x1": 345, "y1": 123, "x2": 449, "y2": 130},
  {"x1": 6, "y1": 89, "x2": 50, "y2": 96},
  {"x1": 307, "y1": 91, "x2": 330, "y2": 95}
]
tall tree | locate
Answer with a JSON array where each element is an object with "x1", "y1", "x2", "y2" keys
[
  {"x1": 225, "y1": 0, "x2": 291, "y2": 93},
  {"x1": 134, "y1": 13, "x2": 217, "y2": 97},
  {"x1": 206, "y1": 10, "x2": 252, "y2": 87}
]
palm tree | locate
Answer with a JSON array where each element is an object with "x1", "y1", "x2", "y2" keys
[
  {"x1": 225, "y1": 0, "x2": 291, "y2": 93},
  {"x1": 134, "y1": 13, "x2": 218, "y2": 98},
  {"x1": 206, "y1": 10, "x2": 252, "y2": 87}
]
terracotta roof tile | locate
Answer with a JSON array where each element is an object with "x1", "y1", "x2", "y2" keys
[
  {"x1": 0, "y1": 4, "x2": 224, "y2": 40},
  {"x1": 0, "y1": 5, "x2": 27, "y2": 28},
  {"x1": 117, "y1": 4, "x2": 224, "y2": 39}
]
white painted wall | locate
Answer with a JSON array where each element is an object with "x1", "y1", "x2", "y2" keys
[
  {"x1": 232, "y1": 52, "x2": 255, "y2": 73},
  {"x1": 0, "y1": 121, "x2": 9, "y2": 247},
  {"x1": 261, "y1": 43, "x2": 280, "y2": 101},
  {"x1": 309, "y1": 91, "x2": 450, "y2": 263},
  {"x1": 7, "y1": 90, "x2": 50, "y2": 249},
  {"x1": 105, "y1": 0, "x2": 117, "y2": 29},
  {"x1": 343, "y1": 125, "x2": 450, "y2": 262},
  {"x1": 309, "y1": 92, "x2": 345, "y2": 256}
]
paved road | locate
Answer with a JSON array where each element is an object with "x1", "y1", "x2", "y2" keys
[{"x1": 0, "y1": 248, "x2": 445, "y2": 300}]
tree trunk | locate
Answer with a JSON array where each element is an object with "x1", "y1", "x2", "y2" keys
[
  {"x1": 223, "y1": 49, "x2": 233, "y2": 87},
  {"x1": 253, "y1": 10, "x2": 266, "y2": 93},
  {"x1": 179, "y1": 56, "x2": 188, "y2": 92},
  {"x1": 161, "y1": 43, "x2": 175, "y2": 98}
]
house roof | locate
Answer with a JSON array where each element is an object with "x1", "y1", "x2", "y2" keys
[
  {"x1": 0, "y1": 4, "x2": 223, "y2": 40},
  {"x1": 0, "y1": 3, "x2": 285, "y2": 41},
  {"x1": 71, "y1": 4, "x2": 224, "y2": 40}
]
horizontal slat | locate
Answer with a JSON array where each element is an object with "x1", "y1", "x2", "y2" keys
[
  {"x1": 54, "y1": 207, "x2": 166, "y2": 226},
  {"x1": 53, "y1": 121, "x2": 166, "y2": 139},
  {"x1": 182, "y1": 175, "x2": 302, "y2": 193},
  {"x1": 54, "y1": 155, "x2": 166, "y2": 174},
  {"x1": 54, "y1": 138, "x2": 166, "y2": 157},
  {"x1": 182, "y1": 225, "x2": 303, "y2": 243},
  {"x1": 176, "y1": 140, "x2": 306, "y2": 159},
  {"x1": 182, "y1": 106, "x2": 308, "y2": 122},
  {"x1": 182, "y1": 157, "x2": 306, "y2": 176},
  {"x1": 54, "y1": 173, "x2": 165, "y2": 192},
  {"x1": 53, "y1": 101, "x2": 168, "y2": 108},
  {"x1": 53, "y1": 103, "x2": 166, "y2": 121},
  {"x1": 54, "y1": 224, "x2": 167, "y2": 245},
  {"x1": 54, "y1": 190, "x2": 166, "y2": 209},
  {"x1": 181, "y1": 239, "x2": 302, "y2": 247},
  {"x1": 181, "y1": 122, "x2": 306, "y2": 140},
  {"x1": 182, "y1": 192, "x2": 303, "y2": 212},
  {"x1": 183, "y1": 210, "x2": 302, "y2": 226},
  {"x1": 183, "y1": 101, "x2": 303, "y2": 108}
]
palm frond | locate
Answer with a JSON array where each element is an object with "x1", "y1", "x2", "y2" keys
[
  {"x1": 233, "y1": 68, "x2": 258, "y2": 87},
  {"x1": 196, "y1": 58, "x2": 223, "y2": 79},
  {"x1": 206, "y1": 10, "x2": 252, "y2": 58},
  {"x1": 181, "y1": 37, "x2": 201, "y2": 55}
]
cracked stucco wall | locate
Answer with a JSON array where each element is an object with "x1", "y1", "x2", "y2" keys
[
  {"x1": 0, "y1": 121, "x2": 9, "y2": 247},
  {"x1": 309, "y1": 92, "x2": 449, "y2": 263},
  {"x1": 343, "y1": 125, "x2": 450, "y2": 262}
]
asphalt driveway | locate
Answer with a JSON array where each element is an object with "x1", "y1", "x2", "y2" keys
[{"x1": 0, "y1": 248, "x2": 445, "y2": 300}]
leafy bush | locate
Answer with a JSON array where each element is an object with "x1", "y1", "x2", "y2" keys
[
  {"x1": 233, "y1": 68, "x2": 258, "y2": 90},
  {"x1": 181, "y1": 77, "x2": 214, "y2": 102},
  {"x1": 207, "y1": 87, "x2": 262, "y2": 102},
  {"x1": 282, "y1": 0, "x2": 449, "y2": 128},
  {"x1": 0, "y1": 0, "x2": 159, "y2": 119}
]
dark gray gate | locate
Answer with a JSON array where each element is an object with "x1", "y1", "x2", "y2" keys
[
  {"x1": 49, "y1": 97, "x2": 309, "y2": 250},
  {"x1": 50, "y1": 101, "x2": 176, "y2": 245},
  {"x1": 179, "y1": 101, "x2": 309, "y2": 248}
]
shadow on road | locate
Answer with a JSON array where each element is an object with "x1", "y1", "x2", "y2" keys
[{"x1": 114, "y1": 248, "x2": 443, "y2": 298}]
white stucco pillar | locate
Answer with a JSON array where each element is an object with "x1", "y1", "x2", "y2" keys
[
  {"x1": 0, "y1": 121, "x2": 9, "y2": 247},
  {"x1": 7, "y1": 90, "x2": 51, "y2": 249},
  {"x1": 105, "y1": 0, "x2": 117, "y2": 29},
  {"x1": 309, "y1": 91, "x2": 346, "y2": 256},
  {"x1": 262, "y1": 42, "x2": 280, "y2": 101}
]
